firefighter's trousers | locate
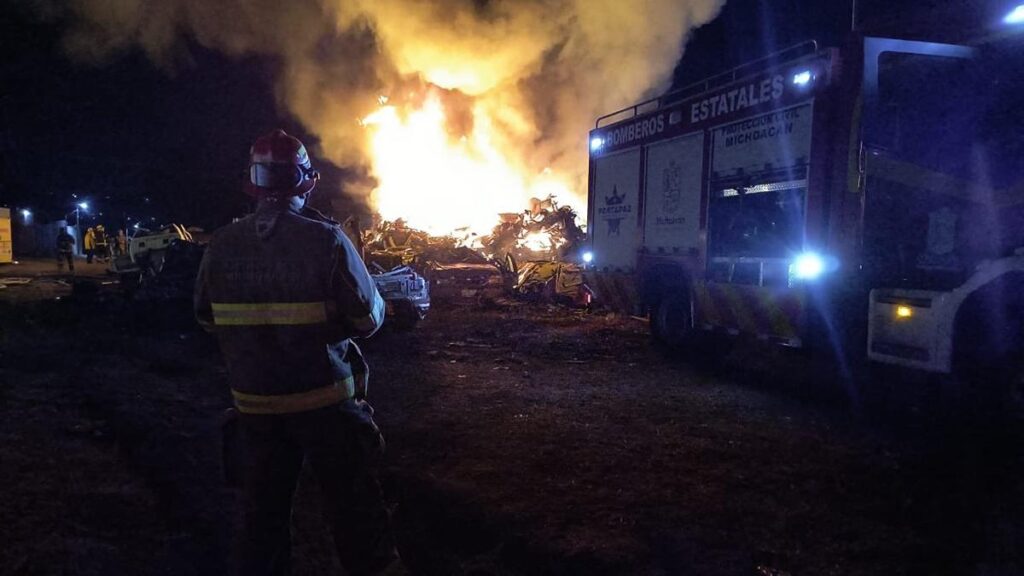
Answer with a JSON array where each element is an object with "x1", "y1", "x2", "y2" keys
[
  {"x1": 234, "y1": 401, "x2": 398, "y2": 576},
  {"x1": 57, "y1": 251, "x2": 74, "y2": 272}
]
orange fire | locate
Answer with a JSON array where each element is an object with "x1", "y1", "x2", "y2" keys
[{"x1": 360, "y1": 90, "x2": 575, "y2": 238}]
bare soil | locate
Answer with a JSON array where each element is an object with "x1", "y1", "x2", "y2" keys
[{"x1": 1, "y1": 268, "x2": 1022, "y2": 575}]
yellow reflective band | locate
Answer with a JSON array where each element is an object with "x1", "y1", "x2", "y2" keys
[
  {"x1": 693, "y1": 284, "x2": 721, "y2": 325},
  {"x1": 212, "y1": 302, "x2": 327, "y2": 326},
  {"x1": 757, "y1": 291, "x2": 797, "y2": 339},
  {"x1": 231, "y1": 377, "x2": 356, "y2": 415},
  {"x1": 351, "y1": 292, "x2": 386, "y2": 332},
  {"x1": 720, "y1": 286, "x2": 759, "y2": 334}
]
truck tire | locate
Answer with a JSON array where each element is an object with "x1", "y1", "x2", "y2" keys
[{"x1": 651, "y1": 292, "x2": 694, "y2": 349}]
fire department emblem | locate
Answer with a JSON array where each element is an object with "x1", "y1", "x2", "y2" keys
[
  {"x1": 662, "y1": 160, "x2": 682, "y2": 214},
  {"x1": 604, "y1": 185, "x2": 626, "y2": 236}
]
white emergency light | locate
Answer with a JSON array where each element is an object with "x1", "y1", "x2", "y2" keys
[
  {"x1": 582, "y1": 251, "x2": 595, "y2": 264},
  {"x1": 1005, "y1": 4, "x2": 1024, "y2": 24},
  {"x1": 590, "y1": 137, "x2": 605, "y2": 152},
  {"x1": 792, "y1": 70, "x2": 814, "y2": 86},
  {"x1": 790, "y1": 252, "x2": 826, "y2": 281}
]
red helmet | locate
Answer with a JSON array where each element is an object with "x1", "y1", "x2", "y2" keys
[{"x1": 245, "y1": 129, "x2": 320, "y2": 198}]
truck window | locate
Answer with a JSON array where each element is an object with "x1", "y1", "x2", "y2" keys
[
  {"x1": 708, "y1": 177, "x2": 806, "y2": 260},
  {"x1": 706, "y1": 174, "x2": 807, "y2": 287},
  {"x1": 871, "y1": 52, "x2": 977, "y2": 179},
  {"x1": 862, "y1": 49, "x2": 1009, "y2": 289}
]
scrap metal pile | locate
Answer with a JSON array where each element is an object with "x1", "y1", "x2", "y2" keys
[
  {"x1": 361, "y1": 196, "x2": 591, "y2": 307},
  {"x1": 110, "y1": 197, "x2": 591, "y2": 327}
]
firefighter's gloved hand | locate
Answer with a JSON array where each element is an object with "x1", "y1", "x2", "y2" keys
[{"x1": 339, "y1": 399, "x2": 385, "y2": 465}]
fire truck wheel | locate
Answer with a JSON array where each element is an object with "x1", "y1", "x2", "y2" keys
[{"x1": 652, "y1": 293, "x2": 693, "y2": 349}]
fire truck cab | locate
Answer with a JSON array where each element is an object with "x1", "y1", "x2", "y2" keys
[{"x1": 585, "y1": 36, "x2": 1024, "y2": 379}]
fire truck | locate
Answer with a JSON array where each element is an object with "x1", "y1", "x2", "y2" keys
[{"x1": 585, "y1": 35, "x2": 1024, "y2": 387}]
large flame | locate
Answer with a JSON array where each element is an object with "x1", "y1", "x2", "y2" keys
[
  {"x1": 361, "y1": 90, "x2": 574, "y2": 237},
  {"x1": 44, "y1": 0, "x2": 726, "y2": 234}
]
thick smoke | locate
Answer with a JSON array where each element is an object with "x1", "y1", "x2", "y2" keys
[{"x1": 46, "y1": 0, "x2": 724, "y2": 208}]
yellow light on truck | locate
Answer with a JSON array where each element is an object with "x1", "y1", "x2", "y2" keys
[{"x1": 896, "y1": 305, "x2": 913, "y2": 319}]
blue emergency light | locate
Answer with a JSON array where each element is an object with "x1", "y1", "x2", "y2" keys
[
  {"x1": 792, "y1": 70, "x2": 814, "y2": 86},
  {"x1": 590, "y1": 137, "x2": 605, "y2": 152},
  {"x1": 790, "y1": 252, "x2": 826, "y2": 280},
  {"x1": 1005, "y1": 4, "x2": 1024, "y2": 24}
]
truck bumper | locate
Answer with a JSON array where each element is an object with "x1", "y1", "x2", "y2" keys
[{"x1": 867, "y1": 288, "x2": 953, "y2": 373}]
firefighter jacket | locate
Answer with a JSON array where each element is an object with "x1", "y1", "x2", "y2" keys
[
  {"x1": 194, "y1": 202, "x2": 385, "y2": 415},
  {"x1": 56, "y1": 232, "x2": 75, "y2": 253},
  {"x1": 83, "y1": 229, "x2": 95, "y2": 251}
]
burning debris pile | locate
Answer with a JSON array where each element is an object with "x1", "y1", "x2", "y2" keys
[
  {"x1": 360, "y1": 196, "x2": 590, "y2": 306},
  {"x1": 481, "y1": 196, "x2": 585, "y2": 263},
  {"x1": 363, "y1": 195, "x2": 585, "y2": 266}
]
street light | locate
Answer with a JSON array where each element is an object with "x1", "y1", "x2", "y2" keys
[{"x1": 68, "y1": 201, "x2": 90, "y2": 257}]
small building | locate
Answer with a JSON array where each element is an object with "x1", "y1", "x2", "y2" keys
[{"x1": 0, "y1": 207, "x2": 12, "y2": 263}]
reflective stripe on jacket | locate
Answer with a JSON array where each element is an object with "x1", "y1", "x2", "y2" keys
[{"x1": 194, "y1": 203, "x2": 385, "y2": 414}]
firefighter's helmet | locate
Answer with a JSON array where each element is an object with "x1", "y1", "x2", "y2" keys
[{"x1": 246, "y1": 129, "x2": 320, "y2": 198}]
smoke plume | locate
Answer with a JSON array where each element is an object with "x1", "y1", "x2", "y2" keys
[{"x1": 45, "y1": 0, "x2": 724, "y2": 212}]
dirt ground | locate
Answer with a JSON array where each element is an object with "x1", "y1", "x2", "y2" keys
[{"x1": 2, "y1": 260, "x2": 1023, "y2": 575}]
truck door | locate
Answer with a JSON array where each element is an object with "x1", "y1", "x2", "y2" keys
[
  {"x1": 643, "y1": 133, "x2": 705, "y2": 255},
  {"x1": 590, "y1": 148, "x2": 642, "y2": 271},
  {"x1": 860, "y1": 37, "x2": 984, "y2": 291},
  {"x1": 695, "y1": 104, "x2": 815, "y2": 344}
]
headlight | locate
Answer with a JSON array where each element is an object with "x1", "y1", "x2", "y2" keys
[
  {"x1": 582, "y1": 251, "x2": 594, "y2": 264},
  {"x1": 790, "y1": 252, "x2": 826, "y2": 281}
]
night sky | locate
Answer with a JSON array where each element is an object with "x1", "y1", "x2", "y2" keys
[{"x1": 0, "y1": 0, "x2": 1018, "y2": 230}]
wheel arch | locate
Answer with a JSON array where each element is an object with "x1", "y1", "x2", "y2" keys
[
  {"x1": 952, "y1": 271, "x2": 1024, "y2": 369},
  {"x1": 640, "y1": 262, "x2": 692, "y2": 312}
]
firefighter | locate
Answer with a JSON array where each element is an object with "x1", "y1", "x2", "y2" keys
[
  {"x1": 194, "y1": 129, "x2": 404, "y2": 576},
  {"x1": 116, "y1": 229, "x2": 128, "y2": 257},
  {"x1": 83, "y1": 227, "x2": 96, "y2": 263},
  {"x1": 56, "y1": 226, "x2": 75, "y2": 272},
  {"x1": 94, "y1": 224, "x2": 109, "y2": 262}
]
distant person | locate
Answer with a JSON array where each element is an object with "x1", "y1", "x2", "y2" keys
[
  {"x1": 94, "y1": 225, "x2": 109, "y2": 262},
  {"x1": 83, "y1": 227, "x2": 96, "y2": 263},
  {"x1": 194, "y1": 129, "x2": 404, "y2": 576},
  {"x1": 56, "y1": 227, "x2": 75, "y2": 273}
]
